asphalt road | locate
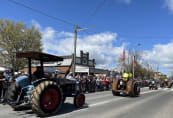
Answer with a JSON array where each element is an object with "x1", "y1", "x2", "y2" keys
[{"x1": 0, "y1": 87, "x2": 173, "y2": 118}]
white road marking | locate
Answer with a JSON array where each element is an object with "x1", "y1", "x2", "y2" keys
[
  {"x1": 87, "y1": 94, "x2": 112, "y2": 100},
  {"x1": 89, "y1": 97, "x2": 123, "y2": 107},
  {"x1": 55, "y1": 89, "x2": 161, "y2": 118},
  {"x1": 89, "y1": 90, "x2": 159, "y2": 108},
  {"x1": 163, "y1": 88, "x2": 169, "y2": 90},
  {"x1": 141, "y1": 90, "x2": 158, "y2": 94}
]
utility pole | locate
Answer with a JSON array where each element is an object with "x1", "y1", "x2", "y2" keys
[
  {"x1": 73, "y1": 24, "x2": 78, "y2": 77},
  {"x1": 133, "y1": 49, "x2": 135, "y2": 79},
  {"x1": 132, "y1": 43, "x2": 141, "y2": 79},
  {"x1": 72, "y1": 24, "x2": 90, "y2": 77}
]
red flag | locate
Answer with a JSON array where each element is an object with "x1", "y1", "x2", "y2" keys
[
  {"x1": 123, "y1": 48, "x2": 125, "y2": 63},
  {"x1": 134, "y1": 56, "x2": 136, "y2": 67}
]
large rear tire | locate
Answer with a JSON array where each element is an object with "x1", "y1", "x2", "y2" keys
[
  {"x1": 31, "y1": 81, "x2": 63, "y2": 117},
  {"x1": 130, "y1": 82, "x2": 140, "y2": 97},
  {"x1": 112, "y1": 79, "x2": 120, "y2": 96}
]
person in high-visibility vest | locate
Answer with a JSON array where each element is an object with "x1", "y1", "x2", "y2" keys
[
  {"x1": 129, "y1": 73, "x2": 133, "y2": 79},
  {"x1": 123, "y1": 73, "x2": 129, "y2": 81},
  {"x1": 164, "y1": 78, "x2": 168, "y2": 86},
  {"x1": 122, "y1": 73, "x2": 129, "y2": 89}
]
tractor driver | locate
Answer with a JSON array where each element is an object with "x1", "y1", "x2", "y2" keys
[
  {"x1": 123, "y1": 73, "x2": 129, "y2": 81},
  {"x1": 164, "y1": 78, "x2": 168, "y2": 86},
  {"x1": 122, "y1": 73, "x2": 129, "y2": 89},
  {"x1": 33, "y1": 66, "x2": 42, "y2": 79},
  {"x1": 151, "y1": 79, "x2": 155, "y2": 85}
]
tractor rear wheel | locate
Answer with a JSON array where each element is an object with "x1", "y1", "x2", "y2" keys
[
  {"x1": 130, "y1": 82, "x2": 140, "y2": 97},
  {"x1": 31, "y1": 80, "x2": 63, "y2": 117},
  {"x1": 112, "y1": 79, "x2": 120, "y2": 96}
]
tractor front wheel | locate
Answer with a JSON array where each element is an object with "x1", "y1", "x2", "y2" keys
[{"x1": 74, "y1": 93, "x2": 85, "y2": 108}]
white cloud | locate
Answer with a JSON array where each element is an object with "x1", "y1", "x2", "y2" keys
[
  {"x1": 30, "y1": 20, "x2": 173, "y2": 74},
  {"x1": 31, "y1": 20, "x2": 41, "y2": 29},
  {"x1": 164, "y1": 0, "x2": 173, "y2": 13},
  {"x1": 31, "y1": 21, "x2": 126, "y2": 69},
  {"x1": 142, "y1": 41, "x2": 173, "y2": 73}
]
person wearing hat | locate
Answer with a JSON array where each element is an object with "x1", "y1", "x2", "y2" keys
[
  {"x1": 123, "y1": 73, "x2": 129, "y2": 81},
  {"x1": 33, "y1": 66, "x2": 42, "y2": 79},
  {"x1": 122, "y1": 72, "x2": 129, "y2": 89}
]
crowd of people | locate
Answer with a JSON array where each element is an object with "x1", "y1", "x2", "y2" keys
[
  {"x1": 0, "y1": 70, "x2": 26, "y2": 105},
  {"x1": 75, "y1": 74, "x2": 113, "y2": 93}
]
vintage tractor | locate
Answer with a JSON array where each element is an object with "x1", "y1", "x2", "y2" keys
[
  {"x1": 168, "y1": 80, "x2": 173, "y2": 88},
  {"x1": 160, "y1": 79, "x2": 169, "y2": 88},
  {"x1": 149, "y1": 80, "x2": 158, "y2": 90},
  {"x1": 7, "y1": 52, "x2": 85, "y2": 117},
  {"x1": 112, "y1": 73, "x2": 140, "y2": 97}
]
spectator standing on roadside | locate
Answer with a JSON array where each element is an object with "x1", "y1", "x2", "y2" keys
[
  {"x1": 0, "y1": 73, "x2": 5, "y2": 102},
  {"x1": 3, "y1": 70, "x2": 11, "y2": 87},
  {"x1": 0, "y1": 72, "x2": 7, "y2": 104}
]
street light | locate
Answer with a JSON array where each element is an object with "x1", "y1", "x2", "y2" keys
[{"x1": 132, "y1": 43, "x2": 141, "y2": 79}]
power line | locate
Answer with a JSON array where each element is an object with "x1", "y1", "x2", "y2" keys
[
  {"x1": 8, "y1": 0, "x2": 75, "y2": 26},
  {"x1": 83, "y1": 30, "x2": 173, "y2": 39},
  {"x1": 83, "y1": 0, "x2": 107, "y2": 26}
]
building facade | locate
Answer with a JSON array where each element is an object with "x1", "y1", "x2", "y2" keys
[{"x1": 23, "y1": 51, "x2": 110, "y2": 76}]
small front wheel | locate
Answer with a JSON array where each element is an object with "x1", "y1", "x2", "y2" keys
[{"x1": 74, "y1": 93, "x2": 85, "y2": 108}]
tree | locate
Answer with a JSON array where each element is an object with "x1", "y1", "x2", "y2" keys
[
  {"x1": 0, "y1": 19, "x2": 42, "y2": 71},
  {"x1": 116, "y1": 50, "x2": 152, "y2": 79}
]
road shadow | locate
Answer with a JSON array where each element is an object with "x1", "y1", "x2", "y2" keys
[
  {"x1": 113, "y1": 93, "x2": 140, "y2": 98},
  {"x1": 12, "y1": 102, "x2": 89, "y2": 118},
  {"x1": 49, "y1": 102, "x2": 89, "y2": 117},
  {"x1": 12, "y1": 105, "x2": 31, "y2": 111}
]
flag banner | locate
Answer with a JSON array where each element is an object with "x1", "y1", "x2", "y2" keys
[{"x1": 134, "y1": 56, "x2": 136, "y2": 67}]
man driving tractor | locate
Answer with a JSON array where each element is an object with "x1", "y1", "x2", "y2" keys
[{"x1": 121, "y1": 72, "x2": 129, "y2": 89}]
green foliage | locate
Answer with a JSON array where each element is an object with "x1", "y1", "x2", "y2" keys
[
  {"x1": 117, "y1": 50, "x2": 155, "y2": 79},
  {"x1": 160, "y1": 74, "x2": 167, "y2": 80},
  {"x1": 0, "y1": 19, "x2": 42, "y2": 71}
]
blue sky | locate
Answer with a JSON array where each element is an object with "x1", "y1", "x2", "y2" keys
[{"x1": 1, "y1": 0, "x2": 173, "y2": 75}]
